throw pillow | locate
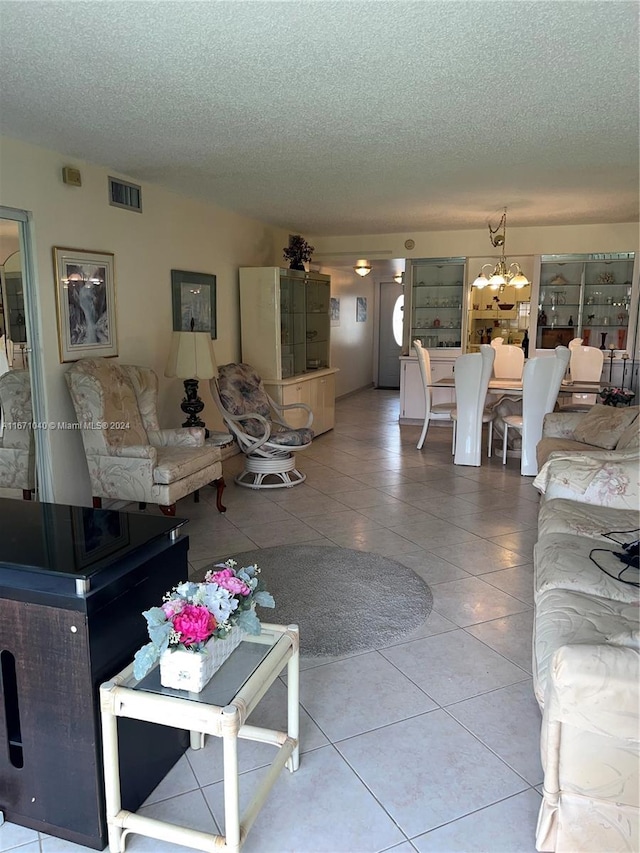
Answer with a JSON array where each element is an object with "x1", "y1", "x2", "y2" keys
[
  {"x1": 616, "y1": 409, "x2": 640, "y2": 450},
  {"x1": 573, "y1": 405, "x2": 639, "y2": 450}
]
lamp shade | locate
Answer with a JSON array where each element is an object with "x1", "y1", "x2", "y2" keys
[{"x1": 165, "y1": 331, "x2": 217, "y2": 379}]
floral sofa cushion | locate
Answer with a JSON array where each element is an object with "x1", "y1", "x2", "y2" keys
[
  {"x1": 533, "y1": 452, "x2": 640, "y2": 511},
  {"x1": 65, "y1": 358, "x2": 149, "y2": 450},
  {"x1": 572, "y1": 404, "x2": 639, "y2": 450},
  {"x1": 534, "y1": 531, "x2": 640, "y2": 604},
  {"x1": 217, "y1": 363, "x2": 313, "y2": 446}
]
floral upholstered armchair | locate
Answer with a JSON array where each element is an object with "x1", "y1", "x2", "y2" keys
[
  {"x1": 210, "y1": 362, "x2": 314, "y2": 489},
  {"x1": 0, "y1": 369, "x2": 36, "y2": 499},
  {"x1": 65, "y1": 358, "x2": 225, "y2": 515}
]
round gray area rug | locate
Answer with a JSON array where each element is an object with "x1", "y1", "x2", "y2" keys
[{"x1": 203, "y1": 545, "x2": 433, "y2": 658}]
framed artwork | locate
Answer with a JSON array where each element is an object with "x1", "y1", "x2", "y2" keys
[
  {"x1": 330, "y1": 297, "x2": 340, "y2": 327},
  {"x1": 356, "y1": 296, "x2": 368, "y2": 323},
  {"x1": 171, "y1": 269, "x2": 216, "y2": 338},
  {"x1": 53, "y1": 247, "x2": 117, "y2": 362}
]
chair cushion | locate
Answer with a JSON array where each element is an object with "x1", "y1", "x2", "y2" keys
[
  {"x1": 268, "y1": 425, "x2": 314, "y2": 446},
  {"x1": 218, "y1": 362, "x2": 276, "y2": 438},
  {"x1": 572, "y1": 405, "x2": 639, "y2": 450},
  {"x1": 153, "y1": 446, "x2": 222, "y2": 485},
  {"x1": 70, "y1": 359, "x2": 149, "y2": 449},
  {"x1": 218, "y1": 362, "x2": 313, "y2": 445},
  {"x1": 218, "y1": 363, "x2": 271, "y2": 419}
]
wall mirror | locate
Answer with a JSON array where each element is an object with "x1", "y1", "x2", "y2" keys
[{"x1": 0, "y1": 214, "x2": 44, "y2": 502}]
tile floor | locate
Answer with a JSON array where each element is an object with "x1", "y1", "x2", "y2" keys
[{"x1": 2, "y1": 389, "x2": 546, "y2": 853}]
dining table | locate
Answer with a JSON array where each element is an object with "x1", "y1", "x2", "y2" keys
[
  {"x1": 432, "y1": 377, "x2": 604, "y2": 395},
  {"x1": 431, "y1": 377, "x2": 605, "y2": 469}
]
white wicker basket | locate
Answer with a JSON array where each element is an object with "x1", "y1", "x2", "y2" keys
[{"x1": 159, "y1": 626, "x2": 244, "y2": 692}]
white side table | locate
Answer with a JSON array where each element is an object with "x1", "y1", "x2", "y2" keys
[{"x1": 99, "y1": 623, "x2": 300, "y2": 853}]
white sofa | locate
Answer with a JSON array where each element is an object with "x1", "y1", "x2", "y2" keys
[
  {"x1": 532, "y1": 449, "x2": 640, "y2": 852},
  {"x1": 537, "y1": 405, "x2": 640, "y2": 470}
]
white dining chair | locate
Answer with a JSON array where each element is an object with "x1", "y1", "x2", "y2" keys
[
  {"x1": 502, "y1": 346, "x2": 571, "y2": 476},
  {"x1": 413, "y1": 340, "x2": 455, "y2": 450},
  {"x1": 561, "y1": 344, "x2": 604, "y2": 411},
  {"x1": 451, "y1": 344, "x2": 496, "y2": 466},
  {"x1": 491, "y1": 340, "x2": 525, "y2": 380}
]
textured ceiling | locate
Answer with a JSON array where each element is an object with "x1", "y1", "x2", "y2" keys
[{"x1": 0, "y1": 1, "x2": 638, "y2": 236}]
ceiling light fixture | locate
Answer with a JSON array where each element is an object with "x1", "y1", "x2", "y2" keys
[
  {"x1": 354, "y1": 260, "x2": 372, "y2": 277},
  {"x1": 471, "y1": 208, "x2": 529, "y2": 290}
]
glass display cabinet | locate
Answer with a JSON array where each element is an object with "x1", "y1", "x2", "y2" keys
[
  {"x1": 240, "y1": 267, "x2": 330, "y2": 379},
  {"x1": 535, "y1": 253, "x2": 636, "y2": 351},
  {"x1": 403, "y1": 257, "x2": 467, "y2": 353},
  {"x1": 239, "y1": 267, "x2": 337, "y2": 434}
]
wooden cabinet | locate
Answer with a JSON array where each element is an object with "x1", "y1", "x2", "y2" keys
[
  {"x1": 0, "y1": 500, "x2": 189, "y2": 850},
  {"x1": 264, "y1": 369, "x2": 336, "y2": 436},
  {"x1": 240, "y1": 267, "x2": 337, "y2": 434}
]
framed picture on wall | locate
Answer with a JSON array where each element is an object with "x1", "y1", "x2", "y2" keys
[
  {"x1": 330, "y1": 297, "x2": 340, "y2": 327},
  {"x1": 356, "y1": 296, "x2": 367, "y2": 323},
  {"x1": 53, "y1": 247, "x2": 117, "y2": 362},
  {"x1": 171, "y1": 269, "x2": 217, "y2": 338}
]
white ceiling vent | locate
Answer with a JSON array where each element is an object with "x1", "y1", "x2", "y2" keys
[{"x1": 108, "y1": 177, "x2": 142, "y2": 212}]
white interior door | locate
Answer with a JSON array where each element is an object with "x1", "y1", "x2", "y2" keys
[{"x1": 378, "y1": 282, "x2": 403, "y2": 388}]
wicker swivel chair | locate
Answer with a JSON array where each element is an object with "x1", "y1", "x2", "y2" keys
[{"x1": 211, "y1": 362, "x2": 314, "y2": 489}]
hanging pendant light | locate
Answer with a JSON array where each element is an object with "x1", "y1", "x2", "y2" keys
[{"x1": 471, "y1": 208, "x2": 529, "y2": 290}]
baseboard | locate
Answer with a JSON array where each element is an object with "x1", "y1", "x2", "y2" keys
[{"x1": 336, "y1": 383, "x2": 375, "y2": 401}]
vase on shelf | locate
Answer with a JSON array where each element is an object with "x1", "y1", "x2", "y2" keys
[
  {"x1": 617, "y1": 328, "x2": 627, "y2": 350},
  {"x1": 599, "y1": 332, "x2": 607, "y2": 351},
  {"x1": 289, "y1": 261, "x2": 305, "y2": 271},
  {"x1": 159, "y1": 626, "x2": 244, "y2": 693}
]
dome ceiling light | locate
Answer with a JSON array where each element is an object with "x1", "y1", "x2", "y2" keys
[{"x1": 354, "y1": 260, "x2": 372, "y2": 277}]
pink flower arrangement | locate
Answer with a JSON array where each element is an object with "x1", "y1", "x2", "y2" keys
[
  {"x1": 172, "y1": 604, "x2": 217, "y2": 646},
  {"x1": 206, "y1": 568, "x2": 251, "y2": 597},
  {"x1": 133, "y1": 559, "x2": 275, "y2": 680}
]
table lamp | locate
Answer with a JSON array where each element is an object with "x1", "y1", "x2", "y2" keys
[{"x1": 164, "y1": 331, "x2": 217, "y2": 434}]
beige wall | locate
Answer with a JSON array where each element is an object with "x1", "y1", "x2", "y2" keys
[
  {"x1": 0, "y1": 135, "x2": 289, "y2": 505},
  {"x1": 311, "y1": 224, "x2": 640, "y2": 261},
  {"x1": 321, "y1": 266, "x2": 376, "y2": 398}
]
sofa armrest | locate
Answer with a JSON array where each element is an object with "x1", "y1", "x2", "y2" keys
[
  {"x1": 541, "y1": 411, "x2": 587, "y2": 439},
  {"x1": 545, "y1": 643, "x2": 640, "y2": 740},
  {"x1": 147, "y1": 428, "x2": 205, "y2": 447},
  {"x1": 102, "y1": 444, "x2": 158, "y2": 462},
  {"x1": 533, "y1": 451, "x2": 640, "y2": 509}
]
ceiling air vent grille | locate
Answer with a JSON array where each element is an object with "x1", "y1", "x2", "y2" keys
[{"x1": 108, "y1": 177, "x2": 142, "y2": 212}]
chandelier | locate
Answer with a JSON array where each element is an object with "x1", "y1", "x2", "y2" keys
[{"x1": 471, "y1": 208, "x2": 529, "y2": 290}]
